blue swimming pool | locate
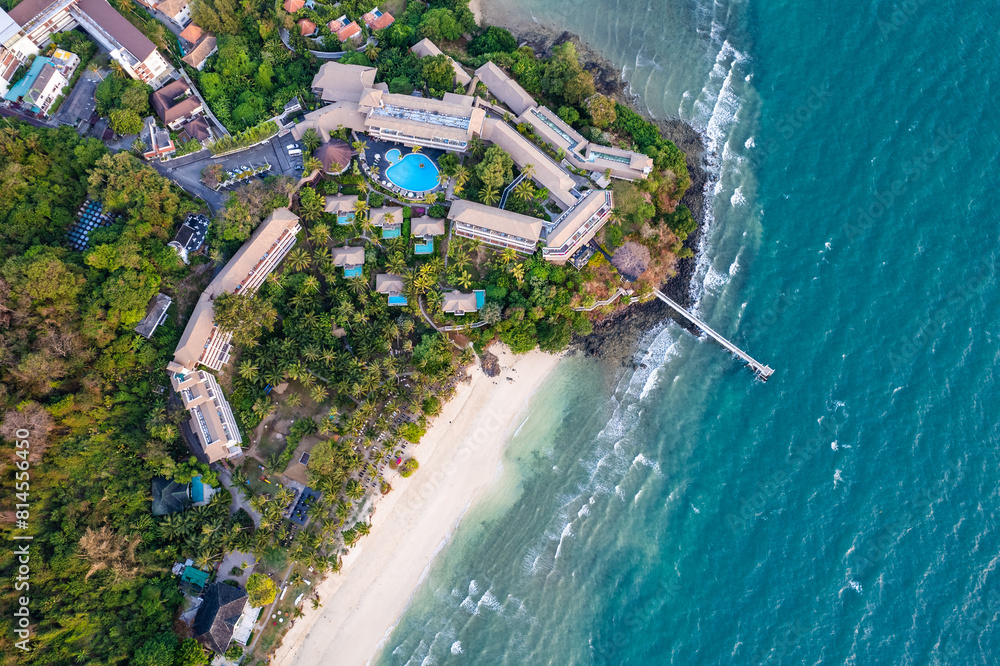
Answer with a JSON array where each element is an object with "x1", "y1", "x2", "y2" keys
[{"x1": 384, "y1": 149, "x2": 439, "y2": 193}]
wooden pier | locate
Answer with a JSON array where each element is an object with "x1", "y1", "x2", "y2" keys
[{"x1": 652, "y1": 289, "x2": 774, "y2": 381}]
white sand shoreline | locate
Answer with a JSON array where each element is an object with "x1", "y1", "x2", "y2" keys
[{"x1": 271, "y1": 345, "x2": 564, "y2": 666}]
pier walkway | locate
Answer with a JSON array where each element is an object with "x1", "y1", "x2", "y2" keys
[{"x1": 652, "y1": 289, "x2": 774, "y2": 381}]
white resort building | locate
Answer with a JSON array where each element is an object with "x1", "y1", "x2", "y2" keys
[
  {"x1": 166, "y1": 366, "x2": 242, "y2": 463},
  {"x1": 0, "y1": 0, "x2": 173, "y2": 94}
]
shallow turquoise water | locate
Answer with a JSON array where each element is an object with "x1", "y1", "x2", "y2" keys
[{"x1": 375, "y1": 0, "x2": 1000, "y2": 663}]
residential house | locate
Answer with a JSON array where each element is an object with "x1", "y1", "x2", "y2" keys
[
  {"x1": 134, "y1": 292, "x2": 172, "y2": 338},
  {"x1": 48, "y1": 48, "x2": 79, "y2": 77},
  {"x1": 375, "y1": 273, "x2": 407, "y2": 306},
  {"x1": 447, "y1": 200, "x2": 543, "y2": 254},
  {"x1": 152, "y1": 477, "x2": 191, "y2": 515},
  {"x1": 192, "y1": 583, "x2": 250, "y2": 654},
  {"x1": 157, "y1": 0, "x2": 190, "y2": 28},
  {"x1": 142, "y1": 116, "x2": 176, "y2": 159},
  {"x1": 178, "y1": 22, "x2": 202, "y2": 45},
  {"x1": 180, "y1": 115, "x2": 211, "y2": 142},
  {"x1": 332, "y1": 246, "x2": 365, "y2": 277},
  {"x1": 2, "y1": 56, "x2": 66, "y2": 114},
  {"x1": 151, "y1": 79, "x2": 203, "y2": 130},
  {"x1": 362, "y1": 6, "x2": 394, "y2": 30},
  {"x1": 282, "y1": 0, "x2": 304, "y2": 13},
  {"x1": 328, "y1": 15, "x2": 361, "y2": 43},
  {"x1": 441, "y1": 290, "x2": 482, "y2": 316},
  {"x1": 167, "y1": 365, "x2": 242, "y2": 462},
  {"x1": 181, "y1": 33, "x2": 216, "y2": 71},
  {"x1": 411, "y1": 38, "x2": 471, "y2": 87},
  {"x1": 310, "y1": 61, "x2": 376, "y2": 102}
]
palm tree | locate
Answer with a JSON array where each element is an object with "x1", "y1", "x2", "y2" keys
[
  {"x1": 299, "y1": 194, "x2": 324, "y2": 222},
  {"x1": 304, "y1": 155, "x2": 324, "y2": 179},
  {"x1": 301, "y1": 128, "x2": 322, "y2": 152},
  {"x1": 479, "y1": 186, "x2": 499, "y2": 206},
  {"x1": 286, "y1": 247, "x2": 312, "y2": 271},
  {"x1": 351, "y1": 139, "x2": 368, "y2": 154},
  {"x1": 387, "y1": 252, "x2": 407, "y2": 275},
  {"x1": 502, "y1": 111, "x2": 514, "y2": 124},
  {"x1": 110, "y1": 61, "x2": 126, "y2": 79},
  {"x1": 469, "y1": 136, "x2": 486, "y2": 158},
  {"x1": 454, "y1": 165, "x2": 469, "y2": 189},
  {"x1": 410, "y1": 145, "x2": 422, "y2": 154},
  {"x1": 437, "y1": 171, "x2": 450, "y2": 187},
  {"x1": 455, "y1": 271, "x2": 473, "y2": 290},
  {"x1": 500, "y1": 247, "x2": 517, "y2": 266},
  {"x1": 311, "y1": 384, "x2": 329, "y2": 403},
  {"x1": 514, "y1": 179, "x2": 535, "y2": 202},
  {"x1": 309, "y1": 223, "x2": 330, "y2": 246},
  {"x1": 365, "y1": 43, "x2": 380, "y2": 61},
  {"x1": 609, "y1": 207, "x2": 625, "y2": 226},
  {"x1": 521, "y1": 163, "x2": 536, "y2": 179},
  {"x1": 238, "y1": 360, "x2": 259, "y2": 382},
  {"x1": 302, "y1": 275, "x2": 320, "y2": 294}
]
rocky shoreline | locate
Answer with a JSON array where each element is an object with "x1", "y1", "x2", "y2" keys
[{"x1": 495, "y1": 25, "x2": 711, "y2": 366}]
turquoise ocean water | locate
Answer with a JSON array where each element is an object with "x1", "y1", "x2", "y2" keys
[{"x1": 376, "y1": 0, "x2": 1000, "y2": 662}]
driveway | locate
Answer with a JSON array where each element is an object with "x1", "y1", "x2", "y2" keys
[{"x1": 54, "y1": 69, "x2": 102, "y2": 128}]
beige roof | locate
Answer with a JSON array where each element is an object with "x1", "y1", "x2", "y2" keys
[
  {"x1": 332, "y1": 246, "x2": 365, "y2": 267},
  {"x1": 173, "y1": 208, "x2": 300, "y2": 369},
  {"x1": 181, "y1": 35, "x2": 217, "y2": 70},
  {"x1": 361, "y1": 91, "x2": 484, "y2": 140},
  {"x1": 479, "y1": 118, "x2": 577, "y2": 208},
  {"x1": 410, "y1": 216, "x2": 445, "y2": 237},
  {"x1": 447, "y1": 200, "x2": 542, "y2": 243},
  {"x1": 442, "y1": 290, "x2": 478, "y2": 313},
  {"x1": 411, "y1": 38, "x2": 472, "y2": 86},
  {"x1": 358, "y1": 87, "x2": 383, "y2": 108},
  {"x1": 475, "y1": 62, "x2": 537, "y2": 116},
  {"x1": 545, "y1": 189, "x2": 612, "y2": 251},
  {"x1": 369, "y1": 206, "x2": 402, "y2": 227},
  {"x1": 157, "y1": 0, "x2": 187, "y2": 18},
  {"x1": 311, "y1": 62, "x2": 377, "y2": 103},
  {"x1": 375, "y1": 273, "x2": 404, "y2": 294},
  {"x1": 324, "y1": 194, "x2": 357, "y2": 213},
  {"x1": 291, "y1": 102, "x2": 367, "y2": 142},
  {"x1": 584, "y1": 143, "x2": 655, "y2": 171}
]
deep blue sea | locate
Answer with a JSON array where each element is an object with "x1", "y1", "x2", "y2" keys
[{"x1": 377, "y1": 0, "x2": 1000, "y2": 663}]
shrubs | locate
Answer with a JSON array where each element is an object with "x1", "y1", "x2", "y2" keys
[
  {"x1": 399, "y1": 422, "x2": 426, "y2": 443},
  {"x1": 428, "y1": 204, "x2": 448, "y2": 218},
  {"x1": 399, "y1": 458, "x2": 419, "y2": 477},
  {"x1": 664, "y1": 204, "x2": 697, "y2": 241},
  {"x1": 368, "y1": 192, "x2": 385, "y2": 208},
  {"x1": 469, "y1": 26, "x2": 518, "y2": 56},
  {"x1": 208, "y1": 121, "x2": 278, "y2": 155},
  {"x1": 245, "y1": 573, "x2": 278, "y2": 607}
]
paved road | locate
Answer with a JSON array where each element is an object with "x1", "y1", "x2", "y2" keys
[{"x1": 153, "y1": 135, "x2": 305, "y2": 212}]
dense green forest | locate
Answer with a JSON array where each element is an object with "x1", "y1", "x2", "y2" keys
[{"x1": 0, "y1": 124, "x2": 214, "y2": 665}]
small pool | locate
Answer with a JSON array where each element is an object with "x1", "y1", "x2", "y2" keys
[
  {"x1": 337, "y1": 214, "x2": 354, "y2": 225},
  {"x1": 414, "y1": 239, "x2": 434, "y2": 254},
  {"x1": 344, "y1": 265, "x2": 363, "y2": 278},
  {"x1": 474, "y1": 290, "x2": 485, "y2": 309},
  {"x1": 384, "y1": 149, "x2": 439, "y2": 193},
  {"x1": 388, "y1": 294, "x2": 408, "y2": 306}
]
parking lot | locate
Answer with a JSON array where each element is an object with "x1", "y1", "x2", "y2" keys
[{"x1": 54, "y1": 69, "x2": 103, "y2": 129}]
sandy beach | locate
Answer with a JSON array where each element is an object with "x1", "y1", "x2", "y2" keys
[{"x1": 271, "y1": 345, "x2": 563, "y2": 666}]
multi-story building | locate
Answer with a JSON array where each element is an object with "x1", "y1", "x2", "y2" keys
[
  {"x1": 541, "y1": 189, "x2": 614, "y2": 263},
  {"x1": 172, "y1": 207, "x2": 300, "y2": 373},
  {"x1": 1, "y1": 0, "x2": 172, "y2": 93},
  {"x1": 3, "y1": 55, "x2": 66, "y2": 114},
  {"x1": 151, "y1": 79, "x2": 203, "y2": 130},
  {"x1": 166, "y1": 364, "x2": 242, "y2": 463},
  {"x1": 448, "y1": 200, "x2": 542, "y2": 254}
]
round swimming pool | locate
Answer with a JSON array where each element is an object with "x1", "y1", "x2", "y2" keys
[{"x1": 383, "y1": 149, "x2": 440, "y2": 193}]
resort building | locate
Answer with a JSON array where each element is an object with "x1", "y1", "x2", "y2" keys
[
  {"x1": 172, "y1": 207, "x2": 300, "y2": 372},
  {"x1": 48, "y1": 47, "x2": 79, "y2": 76},
  {"x1": 411, "y1": 38, "x2": 472, "y2": 87},
  {"x1": 301, "y1": 62, "x2": 485, "y2": 152},
  {"x1": 166, "y1": 365, "x2": 242, "y2": 462},
  {"x1": 328, "y1": 16, "x2": 361, "y2": 43},
  {"x1": 368, "y1": 205, "x2": 403, "y2": 237},
  {"x1": 151, "y1": 80, "x2": 203, "y2": 130},
  {"x1": 134, "y1": 292, "x2": 172, "y2": 339},
  {"x1": 410, "y1": 215, "x2": 444, "y2": 254},
  {"x1": 479, "y1": 117, "x2": 579, "y2": 208},
  {"x1": 193, "y1": 583, "x2": 250, "y2": 655},
  {"x1": 474, "y1": 61, "x2": 537, "y2": 116},
  {"x1": 314, "y1": 139, "x2": 351, "y2": 174},
  {"x1": 332, "y1": 246, "x2": 365, "y2": 277},
  {"x1": 375, "y1": 273, "x2": 407, "y2": 306},
  {"x1": 442, "y1": 290, "x2": 483, "y2": 316},
  {"x1": 541, "y1": 189, "x2": 614, "y2": 263},
  {"x1": 448, "y1": 200, "x2": 542, "y2": 254},
  {"x1": 324, "y1": 194, "x2": 357, "y2": 224},
  {"x1": 2, "y1": 55, "x2": 66, "y2": 114},
  {"x1": 1, "y1": 0, "x2": 173, "y2": 91},
  {"x1": 362, "y1": 6, "x2": 393, "y2": 30}
]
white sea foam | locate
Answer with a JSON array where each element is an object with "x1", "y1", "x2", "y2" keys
[
  {"x1": 468, "y1": 580, "x2": 479, "y2": 596},
  {"x1": 577, "y1": 504, "x2": 590, "y2": 518},
  {"x1": 459, "y1": 596, "x2": 476, "y2": 614},
  {"x1": 450, "y1": 641, "x2": 463, "y2": 655},
  {"x1": 731, "y1": 186, "x2": 747, "y2": 207},
  {"x1": 479, "y1": 590, "x2": 503, "y2": 614},
  {"x1": 744, "y1": 136, "x2": 755, "y2": 148}
]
